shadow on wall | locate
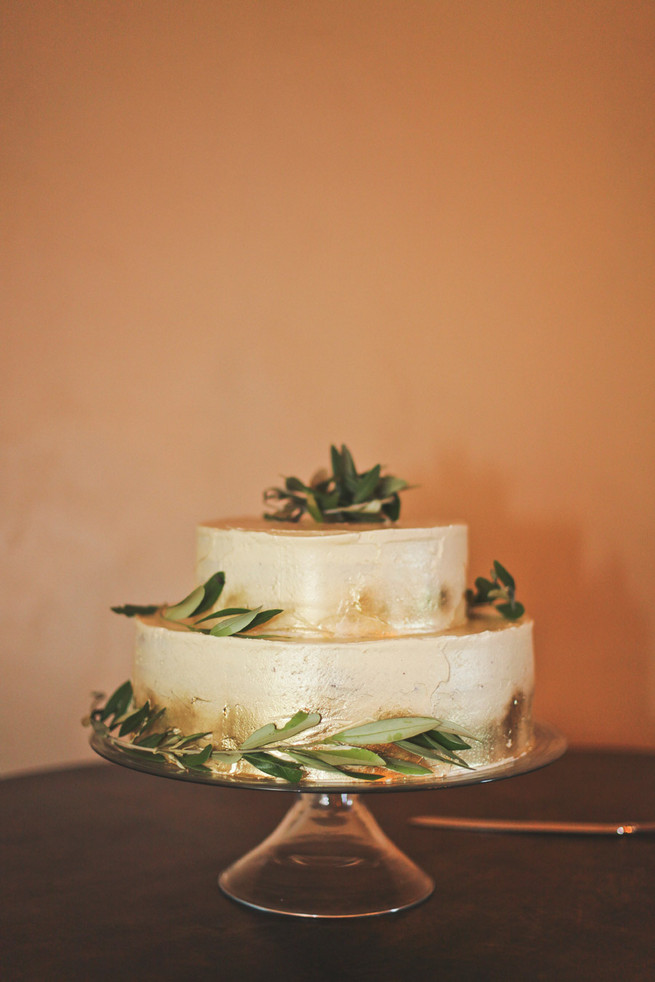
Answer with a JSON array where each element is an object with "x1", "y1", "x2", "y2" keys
[{"x1": 407, "y1": 450, "x2": 654, "y2": 750}]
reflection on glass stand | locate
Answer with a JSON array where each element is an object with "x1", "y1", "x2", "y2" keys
[
  {"x1": 91, "y1": 722, "x2": 565, "y2": 918},
  {"x1": 220, "y1": 792, "x2": 434, "y2": 917}
]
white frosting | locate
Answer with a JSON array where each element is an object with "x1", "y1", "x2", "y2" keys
[
  {"x1": 196, "y1": 517, "x2": 468, "y2": 639},
  {"x1": 133, "y1": 613, "x2": 534, "y2": 770},
  {"x1": 127, "y1": 516, "x2": 536, "y2": 780}
]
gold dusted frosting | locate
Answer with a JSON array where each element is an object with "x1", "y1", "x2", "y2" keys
[
  {"x1": 196, "y1": 517, "x2": 468, "y2": 639},
  {"x1": 98, "y1": 449, "x2": 537, "y2": 784},
  {"x1": 126, "y1": 512, "x2": 535, "y2": 780},
  {"x1": 133, "y1": 611, "x2": 534, "y2": 774}
]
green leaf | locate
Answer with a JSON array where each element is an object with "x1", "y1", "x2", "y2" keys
[
  {"x1": 338, "y1": 770, "x2": 384, "y2": 782},
  {"x1": 493, "y1": 561, "x2": 515, "y2": 590},
  {"x1": 467, "y1": 562, "x2": 524, "y2": 619},
  {"x1": 411, "y1": 731, "x2": 460, "y2": 756},
  {"x1": 181, "y1": 744, "x2": 213, "y2": 768},
  {"x1": 196, "y1": 607, "x2": 251, "y2": 623},
  {"x1": 339, "y1": 444, "x2": 358, "y2": 495},
  {"x1": 352, "y1": 464, "x2": 381, "y2": 504},
  {"x1": 304, "y1": 491, "x2": 323, "y2": 523},
  {"x1": 426, "y1": 730, "x2": 471, "y2": 751},
  {"x1": 285, "y1": 475, "x2": 307, "y2": 492},
  {"x1": 286, "y1": 755, "x2": 383, "y2": 782},
  {"x1": 98, "y1": 680, "x2": 133, "y2": 722},
  {"x1": 194, "y1": 572, "x2": 226, "y2": 615},
  {"x1": 486, "y1": 589, "x2": 505, "y2": 601},
  {"x1": 111, "y1": 572, "x2": 225, "y2": 621},
  {"x1": 376, "y1": 475, "x2": 409, "y2": 498},
  {"x1": 447, "y1": 751, "x2": 472, "y2": 769},
  {"x1": 134, "y1": 732, "x2": 167, "y2": 748},
  {"x1": 380, "y1": 756, "x2": 434, "y2": 776},
  {"x1": 239, "y1": 723, "x2": 286, "y2": 751},
  {"x1": 315, "y1": 488, "x2": 340, "y2": 512},
  {"x1": 240, "y1": 710, "x2": 322, "y2": 750},
  {"x1": 306, "y1": 746, "x2": 386, "y2": 768},
  {"x1": 283, "y1": 750, "x2": 348, "y2": 775},
  {"x1": 118, "y1": 701, "x2": 151, "y2": 737},
  {"x1": 111, "y1": 604, "x2": 159, "y2": 618},
  {"x1": 274, "y1": 710, "x2": 321, "y2": 738},
  {"x1": 209, "y1": 607, "x2": 262, "y2": 636},
  {"x1": 288, "y1": 753, "x2": 384, "y2": 781},
  {"x1": 121, "y1": 746, "x2": 167, "y2": 764},
  {"x1": 284, "y1": 750, "x2": 384, "y2": 781},
  {"x1": 244, "y1": 608, "x2": 284, "y2": 632},
  {"x1": 399, "y1": 735, "x2": 472, "y2": 769},
  {"x1": 242, "y1": 752, "x2": 303, "y2": 783},
  {"x1": 395, "y1": 739, "x2": 458, "y2": 766},
  {"x1": 474, "y1": 576, "x2": 494, "y2": 600},
  {"x1": 163, "y1": 584, "x2": 205, "y2": 621},
  {"x1": 381, "y1": 493, "x2": 401, "y2": 522},
  {"x1": 497, "y1": 601, "x2": 525, "y2": 620},
  {"x1": 211, "y1": 750, "x2": 243, "y2": 764},
  {"x1": 331, "y1": 716, "x2": 442, "y2": 745},
  {"x1": 330, "y1": 444, "x2": 344, "y2": 483}
]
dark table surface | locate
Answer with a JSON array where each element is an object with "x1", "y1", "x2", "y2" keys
[{"x1": 2, "y1": 748, "x2": 654, "y2": 982}]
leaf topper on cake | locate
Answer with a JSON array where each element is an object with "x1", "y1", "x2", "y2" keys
[
  {"x1": 111, "y1": 572, "x2": 283, "y2": 637},
  {"x1": 264, "y1": 444, "x2": 411, "y2": 524}
]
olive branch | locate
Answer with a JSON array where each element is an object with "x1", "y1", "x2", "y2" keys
[
  {"x1": 85, "y1": 682, "x2": 478, "y2": 783},
  {"x1": 264, "y1": 443, "x2": 411, "y2": 524},
  {"x1": 466, "y1": 560, "x2": 525, "y2": 621},
  {"x1": 111, "y1": 572, "x2": 283, "y2": 637}
]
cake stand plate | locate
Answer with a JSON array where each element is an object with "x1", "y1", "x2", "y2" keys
[{"x1": 90, "y1": 723, "x2": 566, "y2": 918}]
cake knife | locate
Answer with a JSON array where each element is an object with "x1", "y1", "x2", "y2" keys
[{"x1": 408, "y1": 816, "x2": 655, "y2": 836}]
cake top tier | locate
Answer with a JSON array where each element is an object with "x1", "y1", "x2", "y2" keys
[{"x1": 196, "y1": 519, "x2": 468, "y2": 640}]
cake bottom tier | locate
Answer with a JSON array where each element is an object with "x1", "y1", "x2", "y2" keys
[{"x1": 132, "y1": 614, "x2": 535, "y2": 780}]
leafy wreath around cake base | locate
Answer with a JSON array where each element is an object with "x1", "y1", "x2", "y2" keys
[{"x1": 84, "y1": 681, "x2": 479, "y2": 783}]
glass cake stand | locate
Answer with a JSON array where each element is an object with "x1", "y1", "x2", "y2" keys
[{"x1": 90, "y1": 722, "x2": 566, "y2": 918}]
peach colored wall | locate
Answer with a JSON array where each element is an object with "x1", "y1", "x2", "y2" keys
[{"x1": 3, "y1": 1, "x2": 654, "y2": 775}]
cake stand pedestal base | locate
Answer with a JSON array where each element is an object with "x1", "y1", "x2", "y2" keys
[
  {"x1": 90, "y1": 721, "x2": 567, "y2": 918},
  {"x1": 218, "y1": 792, "x2": 434, "y2": 918}
]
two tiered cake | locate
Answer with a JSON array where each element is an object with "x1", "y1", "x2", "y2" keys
[{"x1": 95, "y1": 448, "x2": 535, "y2": 784}]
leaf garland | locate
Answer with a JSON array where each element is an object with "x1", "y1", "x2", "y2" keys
[
  {"x1": 83, "y1": 681, "x2": 214, "y2": 773},
  {"x1": 85, "y1": 683, "x2": 477, "y2": 783},
  {"x1": 111, "y1": 572, "x2": 282, "y2": 637},
  {"x1": 263, "y1": 443, "x2": 411, "y2": 524},
  {"x1": 466, "y1": 560, "x2": 525, "y2": 621},
  {"x1": 233, "y1": 711, "x2": 478, "y2": 781}
]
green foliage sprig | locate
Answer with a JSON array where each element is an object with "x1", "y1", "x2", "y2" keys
[
  {"x1": 264, "y1": 444, "x2": 410, "y2": 524},
  {"x1": 86, "y1": 683, "x2": 477, "y2": 783},
  {"x1": 84, "y1": 681, "x2": 214, "y2": 772},
  {"x1": 112, "y1": 572, "x2": 283, "y2": 637},
  {"x1": 466, "y1": 560, "x2": 525, "y2": 621},
  {"x1": 235, "y1": 713, "x2": 477, "y2": 782}
]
